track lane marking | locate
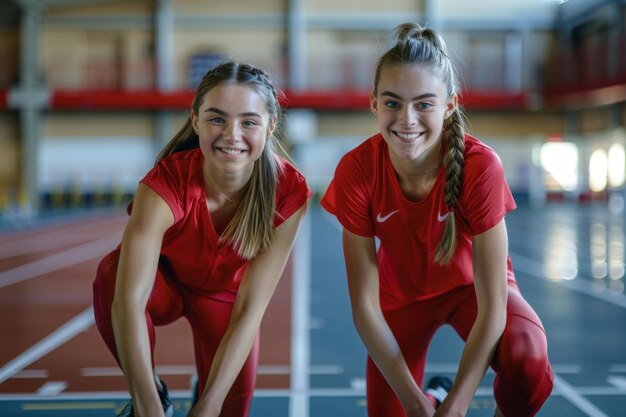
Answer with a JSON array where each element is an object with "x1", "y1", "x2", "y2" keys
[
  {"x1": 0, "y1": 307, "x2": 94, "y2": 384},
  {"x1": 0, "y1": 234, "x2": 121, "y2": 289}
]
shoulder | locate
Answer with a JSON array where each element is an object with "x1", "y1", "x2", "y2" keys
[
  {"x1": 275, "y1": 156, "x2": 311, "y2": 196},
  {"x1": 145, "y1": 148, "x2": 202, "y2": 198},
  {"x1": 134, "y1": 148, "x2": 201, "y2": 221},
  {"x1": 336, "y1": 133, "x2": 385, "y2": 172},
  {"x1": 150, "y1": 148, "x2": 202, "y2": 180},
  {"x1": 277, "y1": 155, "x2": 301, "y2": 174},
  {"x1": 460, "y1": 133, "x2": 510, "y2": 198},
  {"x1": 276, "y1": 156, "x2": 306, "y2": 183},
  {"x1": 157, "y1": 148, "x2": 202, "y2": 168},
  {"x1": 463, "y1": 134, "x2": 504, "y2": 174},
  {"x1": 322, "y1": 134, "x2": 383, "y2": 211}
]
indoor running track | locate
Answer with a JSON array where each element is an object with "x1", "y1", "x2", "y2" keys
[{"x1": 1, "y1": 200, "x2": 626, "y2": 416}]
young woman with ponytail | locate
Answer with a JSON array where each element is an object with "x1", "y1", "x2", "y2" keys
[
  {"x1": 321, "y1": 24, "x2": 553, "y2": 417},
  {"x1": 93, "y1": 61, "x2": 311, "y2": 417}
]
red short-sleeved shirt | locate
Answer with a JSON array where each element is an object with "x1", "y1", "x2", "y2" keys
[
  {"x1": 132, "y1": 148, "x2": 311, "y2": 302},
  {"x1": 321, "y1": 133, "x2": 516, "y2": 309}
]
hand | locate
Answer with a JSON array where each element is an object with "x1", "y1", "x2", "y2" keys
[
  {"x1": 403, "y1": 400, "x2": 435, "y2": 417},
  {"x1": 186, "y1": 399, "x2": 220, "y2": 417},
  {"x1": 432, "y1": 399, "x2": 466, "y2": 417}
]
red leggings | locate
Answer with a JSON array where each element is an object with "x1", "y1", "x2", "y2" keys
[
  {"x1": 92, "y1": 249, "x2": 258, "y2": 417},
  {"x1": 367, "y1": 284, "x2": 553, "y2": 417}
]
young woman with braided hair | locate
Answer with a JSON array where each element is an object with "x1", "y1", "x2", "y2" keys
[
  {"x1": 321, "y1": 23, "x2": 553, "y2": 417},
  {"x1": 93, "y1": 61, "x2": 311, "y2": 417}
]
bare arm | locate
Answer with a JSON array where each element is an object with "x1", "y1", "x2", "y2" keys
[
  {"x1": 435, "y1": 219, "x2": 509, "y2": 417},
  {"x1": 343, "y1": 229, "x2": 435, "y2": 417},
  {"x1": 190, "y1": 203, "x2": 308, "y2": 417},
  {"x1": 111, "y1": 184, "x2": 174, "y2": 417}
]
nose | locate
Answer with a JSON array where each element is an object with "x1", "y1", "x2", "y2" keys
[
  {"x1": 223, "y1": 122, "x2": 242, "y2": 143},
  {"x1": 400, "y1": 107, "x2": 418, "y2": 127}
]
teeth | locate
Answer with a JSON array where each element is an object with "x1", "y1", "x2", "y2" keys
[
  {"x1": 220, "y1": 148, "x2": 244, "y2": 155},
  {"x1": 396, "y1": 132, "x2": 421, "y2": 140}
]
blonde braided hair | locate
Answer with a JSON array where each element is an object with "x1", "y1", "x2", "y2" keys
[{"x1": 435, "y1": 109, "x2": 466, "y2": 264}]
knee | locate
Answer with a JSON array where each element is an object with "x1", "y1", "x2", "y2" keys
[{"x1": 496, "y1": 321, "x2": 553, "y2": 403}]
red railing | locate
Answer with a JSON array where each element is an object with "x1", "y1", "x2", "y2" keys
[{"x1": 0, "y1": 88, "x2": 526, "y2": 111}]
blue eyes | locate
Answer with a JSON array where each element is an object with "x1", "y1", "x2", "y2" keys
[
  {"x1": 207, "y1": 117, "x2": 258, "y2": 127},
  {"x1": 384, "y1": 101, "x2": 433, "y2": 110}
]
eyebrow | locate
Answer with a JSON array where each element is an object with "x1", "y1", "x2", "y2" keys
[
  {"x1": 204, "y1": 107, "x2": 263, "y2": 118},
  {"x1": 380, "y1": 91, "x2": 438, "y2": 101}
]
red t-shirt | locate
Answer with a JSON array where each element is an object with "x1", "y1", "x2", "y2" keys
[
  {"x1": 133, "y1": 148, "x2": 311, "y2": 302},
  {"x1": 321, "y1": 133, "x2": 516, "y2": 309}
]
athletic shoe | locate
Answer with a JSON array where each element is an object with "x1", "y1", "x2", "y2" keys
[
  {"x1": 424, "y1": 375, "x2": 453, "y2": 407},
  {"x1": 158, "y1": 379, "x2": 174, "y2": 417},
  {"x1": 116, "y1": 379, "x2": 174, "y2": 417}
]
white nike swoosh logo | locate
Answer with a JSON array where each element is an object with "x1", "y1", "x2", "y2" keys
[
  {"x1": 376, "y1": 210, "x2": 400, "y2": 223},
  {"x1": 437, "y1": 211, "x2": 449, "y2": 222}
]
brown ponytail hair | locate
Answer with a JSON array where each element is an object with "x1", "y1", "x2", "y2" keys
[
  {"x1": 374, "y1": 23, "x2": 466, "y2": 265},
  {"x1": 156, "y1": 61, "x2": 289, "y2": 259}
]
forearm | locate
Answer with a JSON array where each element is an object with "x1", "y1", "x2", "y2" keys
[
  {"x1": 111, "y1": 303, "x2": 164, "y2": 417},
  {"x1": 444, "y1": 312, "x2": 505, "y2": 412}
]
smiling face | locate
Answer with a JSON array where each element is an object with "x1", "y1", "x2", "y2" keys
[
  {"x1": 371, "y1": 64, "x2": 457, "y2": 165},
  {"x1": 192, "y1": 82, "x2": 274, "y2": 179}
]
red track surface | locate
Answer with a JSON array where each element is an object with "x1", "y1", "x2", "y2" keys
[{"x1": 0, "y1": 210, "x2": 291, "y2": 395}]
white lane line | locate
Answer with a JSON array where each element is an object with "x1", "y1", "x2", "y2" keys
[
  {"x1": 82, "y1": 365, "x2": 195, "y2": 377},
  {"x1": 609, "y1": 364, "x2": 626, "y2": 372},
  {"x1": 350, "y1": 378, "x2": 366, "y2": 391},
  {"x1": 553, "y1": 374, "x2": 609, "y2": 417},
  {"x1": 607, "y1": 376, "x2": 626, "y2": 390},
  {"x1": 0, "y1": 234, "x2": 121, "y2": 289},
  {"x1": 1, "y1": 385, "x2": 626, "y2": 401},
  {"x1": 573, "y1": 387, "x2": 626, "y2": 395},
  {"x1": 13, "y1": 369, "x2": 48, "y2": 379},
  {"x1": 0, "y1": 307, "x2": 94, "y2": 384},
  {"x1": 290, "y1": 210, "x2": 311, "y2": 417},
  {"x1": 37, "y1": 381, "x2": 68, "y2": 396},
  {"x1": 424, "y1": 363, "x2": 581, "y2": 374},
  {"x1": 0, "y1": 231, "x2": 115, "y2": 259},
  {"x1": 510, "y1": 252, "x2": 626, "y2": 309},
  {"x1": 0, "y1": 216, "x2": 125, "y2": 259},
  {"x1": 0, "y1": 214, "x2": 124, "y2": 247},
  {"x1": 82, "y1": 364, "x2": 343, "y2": 377}
]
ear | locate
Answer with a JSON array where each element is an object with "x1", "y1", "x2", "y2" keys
[
  {"x1": 269, "y1": 115, "x2": 277, "y2": 135},
  {"x1": 191, "y1": 110, "x2": 199, "y2": 135},
  {"x1": 444, "y1": 93, "x2": 458, "y2": 119},
  {"x1": 370, "y1": 91, "x2": 378, "y2": 115}
]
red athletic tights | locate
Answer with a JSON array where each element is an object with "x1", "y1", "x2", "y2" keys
[
  {"x1": 93, "y1": 248, "x2": 258, "y2": 417},
  {"x1": 367, "y1": 283, "x2": 553, "y2": 417}
]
